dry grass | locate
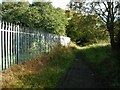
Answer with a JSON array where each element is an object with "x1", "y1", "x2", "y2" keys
[
  {"x1": 1, "y1": 43, "x2": 77, "y2": 88},
  {"x1": 68, "y1": 42, "x2": 81, "y2": 49},
  {"x1": 1, "y1": 55, "x2": 49, "y2": 88}
]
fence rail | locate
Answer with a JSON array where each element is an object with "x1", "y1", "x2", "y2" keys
[{"x1": 0, "y1": 21, "x2": 71, "y2": 71}]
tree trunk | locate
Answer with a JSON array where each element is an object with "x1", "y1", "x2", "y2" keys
[{"x1": 109, "y1": 28, "x2": 115, "y2": 49}]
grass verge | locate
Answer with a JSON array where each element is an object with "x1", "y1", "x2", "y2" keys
[
  {"x1": 81, "y1": 43, "x2": 120, "y2": 88},
  {"x1": 2, "y1": 44, "x2": 78, "y2": 88}
]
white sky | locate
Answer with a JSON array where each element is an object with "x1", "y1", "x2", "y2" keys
[
  {"x1": 48, "y1": 0, "x2": 70, "y2": 9},
  {"x1": 0, "y1": 0, "x2": 70, "y2": 9}
]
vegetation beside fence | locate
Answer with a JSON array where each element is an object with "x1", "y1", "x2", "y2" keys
[
  {"x1": 1, "y1": 44, "x2": 77, "y2": 88},
  {"x1": 2, "y1": 41, "x2": 120, "y2": 88}
]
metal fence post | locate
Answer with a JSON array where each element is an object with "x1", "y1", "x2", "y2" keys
[
  {"x1": 10, "y1": 23, "x2": 13, "y2": 66},
  {"x1": 7, "y1": 23, "x2": 11, "y2": 68},
  {"x1": 17, "y1": 25, "x2": 20, "y2": 64},
  {"x1": 0, "y1": 21, "x2": 2, "y2": 71}
]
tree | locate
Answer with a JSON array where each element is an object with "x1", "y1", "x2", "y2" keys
[
  {"x1": 114, "y1": 19, "x2": 120, "y2": 49},
  {"x1": 65, "y1": 10, "x2": 108, "y2": 45},
  {"x1": 31, "y1": 2, "x2": 68, "y2": 35},
  {"x1": 1, "y1": 2, "x2": 68, "y2": 35},
  {"x1": 0, "y1": 3, "x2": 2, "y2": 20},
  {"x1": 91, "y1": 1, "x2": 120, "y2": 49},
  {"x1": 68, "y1": 0, "x2": 120, "y2": 49},
  {"x1": 1, "y1": 2, "x2": 30, "y2": 25}
]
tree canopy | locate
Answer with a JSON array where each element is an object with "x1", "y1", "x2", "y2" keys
[
  {"x1": 1, "y1": 2, "x2": 68, "y2": 35},
  {"x1": 65, "y1": 10, "x2": 108, "y2": 45},
  {"x1": 68, "y1": 0, "x2": 120, "y2": 49}
]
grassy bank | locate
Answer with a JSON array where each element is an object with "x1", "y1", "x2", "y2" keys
[
  {"x1": 2, "y1": 45, "x2": 78, "y2": 88},
  {"x1": 81, "y1": 43, "x2": 120, "y2": 88}
]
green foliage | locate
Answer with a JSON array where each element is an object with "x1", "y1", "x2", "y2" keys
[
  {"x1": 49, "y1": 46, "x2": 76, "y2": 67},
  {"x1": 67, "y1": 1, "x2": 120, "y2": 49},
  {"x1": 15, "y1": 46, "x2": 77, "y2": 88},
  {"x1": 81, "y1": 44, "x2": 120, "y2": 87},
  {"x1": 66, "y1": 12, "x2": 108, "y2": 46},
  {"x1": 1, "y1": 2, "x2": 68, "y2": 35}
]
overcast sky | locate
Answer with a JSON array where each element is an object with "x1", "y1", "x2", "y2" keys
[
  {"x1": 48, "y1": 0, "x2": 70, "y2": 9},
  {"x1": 0, "y1": 0, "x2": 70, "y2": 9}
]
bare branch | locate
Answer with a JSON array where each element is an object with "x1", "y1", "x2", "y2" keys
[
  {"x1": 111, "y1": 2, "x2": 115, "y2": 22},
  {"x1": 103, "y1": 2, "x2": 108, "y2": 11},
  {"x1": 94, "y1": 9, "x2": 107, "y2": 23},
  {"x1": 97, "y1": 3, "x2": 108, "y2": 19}
]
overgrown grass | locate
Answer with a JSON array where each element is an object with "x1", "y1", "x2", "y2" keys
[
  {"x1": 4, "y1": 42, "x2": 120, "y2": 88},
  {"x1": 81, "y1": 43, "x2": 120, "y2": 88},
  {"x1": 14, "y1": 45, "x2": 78, "y2": 88}
]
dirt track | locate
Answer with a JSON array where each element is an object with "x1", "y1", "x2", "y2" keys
[{"x1": 58, "y1": 51, "x2": 100, "y2": 88}]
